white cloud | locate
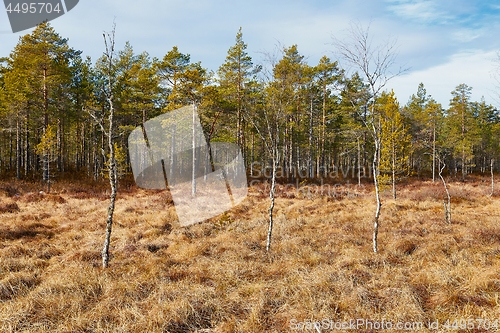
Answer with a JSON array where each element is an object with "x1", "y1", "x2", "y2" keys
[
  {"x1": 452, "y1": 28, "x2": 485, "y2": 43},
  {"x1": 390, "y1": 49, "x2": 499, "y2": 107},
  {"x1": 385, "y1": 0, "x2": 453, "y2": 24}
]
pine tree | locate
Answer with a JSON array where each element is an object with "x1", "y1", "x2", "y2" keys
[
  {"x1": 156, "y1": 46, "x2": 207, "y2": 110},
  {"x1": 379, "y1": 91, "x2": 411, "y2": 199},
  {"x1": 424, "y1": 99, "x2": 444, "y2": 182},
  {"x1": 35, "y1": 124, "x2": 56, "y2": 192},
  {"x1": 472, "y1": 99, "x2": 498, "y2": 172},
  {"x1": 404, "y1": 83, "x2": 428, "y2": 176},
  {"x1": 314, "y1": 56, "x2": 342, "y2": 177},
  {"x1": 403, "y1": 83, "x2": 445, "y2": 181},
  {"x1": 70, "y1": 56, "x2": 98, "y2": 175},
  {"x1": 339, "y1": 72, "x2": 371, "y2": 185},
  {"x1": 446, "y1": 84, "x2": 480, "y2": 180},
  {"x1": 0, "y1": 59, "x2": 28, "y2": 178},
  {"x1": 114, "y1": 43, "x2": 162, "y2": 147},
  {"x1": 218, "y1": 27, "x2": 258, "y2": 149},
  {"x1": 271, "y1": 45, "x2": 306, "y2": 180},
  {"x1": 2, "y1": 22, "x2": 81, "y2": 180}
]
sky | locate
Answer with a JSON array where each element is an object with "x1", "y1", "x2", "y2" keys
[{"x1": 1, "y1": 0, "x2": 500, "y2": 108}]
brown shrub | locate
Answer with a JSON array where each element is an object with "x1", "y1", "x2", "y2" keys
[
  {"x1": 46, "y1": 194, "x2": 66, "y2": 204},
  {"x1": 0, "y1": 223, "x2": 55, "y2": 240},
  {"x1": 69, "y1": 189, "x2": 109, "y2": 200},
  {"x1": 146, "y1": 242, "x2": 169, "y2": 253},
  {"x1": 400, "y1": 182, "x2": 443, "y2": 201},
  {"x1": 0, "y1": 202, "x2": 20, "y2": 213},
  {"x1": 37, "y1": 247, "x2": 62, "y2": 260},
  {"x1": 0, "y1": 184, "x2": 19, "y2": 197},
  {"x1": 21, "y1": 212, "x2": 51, "y2": 221},
  {"x1": 0, "y1": 273, "x2": 40, "y2": 301},
  {"x1": 21, "y1": 192, "x2": 44, "y2": 203},
  {"x1": 428, "y1": 290, "x2": 494, "y2": 308},
  {"x1": 393, "y1": 239, "x2": 418, "y2": 256},
  {"x1": 17, "y1": 192, "x2": 66, "y2": 204},
  {"x1": 475, "y1": 227, "x2": 500, "y2": 245}
]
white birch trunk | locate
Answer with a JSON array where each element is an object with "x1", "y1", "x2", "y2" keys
[
  {"x1": 438, "y1": 159, "x2": 451, "y2": 224},
  {"x1": 192, "y1": 104, "x2": 197, "y2": 197},
  {"x1": 102, "y1": 96, "x2": 117, "y2": 268},
  {"x1": 491, "y1": 159, "x2": 495, "y2": 196},
  {"x1": 101, "y1": 25, "x2": 117, "y2": 269},
  {"x1": 266, "y1": 152, "x2": 277, "y2": 253},
  {"x1": 372, "y1": 137, "x2": 382, "y2": 253},
  {"x1": 432, "y1": 124, "x2": 436, "y2": 182}
]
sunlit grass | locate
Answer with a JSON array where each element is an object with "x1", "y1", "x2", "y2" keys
[{"x1": 0, "y1": 178, "x2": 499, "y2": 332}]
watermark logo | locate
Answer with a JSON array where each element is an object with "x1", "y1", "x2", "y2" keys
[
  {"x1": 128, "y1": 105, "x2": 248, "y2": 226},
  {"x1": 4, "y1": 0, "x2": 79, "y2": 33}
]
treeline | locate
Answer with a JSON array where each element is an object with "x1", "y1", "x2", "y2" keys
[{"x1": 0, "y1": 23, "x2": 499, "y2": 185}]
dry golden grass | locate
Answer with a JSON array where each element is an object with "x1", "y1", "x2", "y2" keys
[{"x1": 0, "y1": 178, "x2": 499, "y2": 332}]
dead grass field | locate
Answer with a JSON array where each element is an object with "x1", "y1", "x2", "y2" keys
[{"x1": 0, "y1": 178, "x2": 499, "y2": 332}]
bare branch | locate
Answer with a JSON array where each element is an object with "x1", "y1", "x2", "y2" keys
[
  {"x1": 333, "y1": 22, "x2": 409, "y2": 100},
  {"x1": 83, "y1": 106, "x2": 107, "y2": 135}
]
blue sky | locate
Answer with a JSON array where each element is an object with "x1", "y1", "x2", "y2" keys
[{"x1": 1, "y1": 0, "x2": 500, "y2": 108}]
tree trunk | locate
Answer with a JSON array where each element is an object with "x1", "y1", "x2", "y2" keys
[
  {"x1": 43, "y1": 67, "x2": 50, "y2": 183},
  {"x1": 24, "y1": 110, "x2": 29, "y2": 177},
  {"x1": 9, "y1": 125, "x2": 14, "y2": 171},
  {"x1": 491, "y1": 158, "x2": 495, "y2": 196},
  {"x1": 169, "y1": 124, "x2": 176, "y2": 181},
  {"x1": 392, "y1": 142, "x2": 396, "y2": 200},
  {"x1": 192, "y1": 104, "x2": 197, "y2": 197},
  {"x1": 266, "y1": 152, "x2": 277, "y2": 253},
  {"x1": 462, "y1": 147, "x2": 466, "y2": 181},
  {"x1": 290, "y1": 120, "x2": 294, "y2": 180},
  {"x1": 102, "y1": 142, "x2": 117, "y2": 268},
  {"x1": 357, "y1": 137, "x2": 361, "y2": 186},
  {"x1": 308, "y1": 98, "x2": 313, "y2": 178},
  {"x1": 321, "y1": 82, "x2": 327, "y2": 178},
  {"x1": 101, "y1": 25, "x2": 118, "y2": 269},
  {"x1": 250, "y1": 132, "x2": 255, "y2": 176},
  {"x1": 57, "y1": 118, "x2": 63, "y2": 172},
  {"x1": 432, "y1": 123, "x2": 436, "y2": 182},
  {"x1": 461, "y1": 101, "x2": 466, "y2": 181},
  {"x1": 372, "y1": 137, "x2": 382, "y2": 253},
  {"x1": 438, "y1": 159, "x2": 451, "y2": 224},
  {"x1": 102, "y1": 104, "x2": 117, "y2": 268},
  {"x1": 16, "y1": 109, "x2": 21, "y2": 180},
  {"x1": 237, "y1": 88, "x2": 242, "y2": 150}
]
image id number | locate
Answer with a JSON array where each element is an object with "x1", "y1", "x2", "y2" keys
[{"x1": 5, "y1": 2, "x2": 62, "y2": 14}]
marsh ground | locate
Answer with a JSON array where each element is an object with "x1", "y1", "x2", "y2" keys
[{"x1": 0, "y1": 178, "x2": 499, "y2": 332}]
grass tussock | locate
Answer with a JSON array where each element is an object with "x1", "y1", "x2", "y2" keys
[
  {"x1": 0, "y1": 179, "x2": 499, "y2": 332},
  {"x1": 0, "y1": 201, "x2": 20, "y2": 214}
]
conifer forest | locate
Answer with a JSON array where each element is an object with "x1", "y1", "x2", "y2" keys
[{"x1": 1, "y1": 23, "x2": 499, "y2": 186}]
